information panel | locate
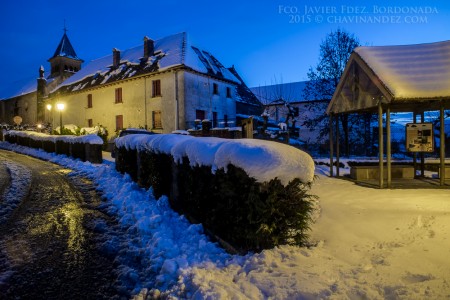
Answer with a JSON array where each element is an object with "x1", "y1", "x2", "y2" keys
[{"x1": 405, "y1": 123, "x2": 434, "y2": 153}]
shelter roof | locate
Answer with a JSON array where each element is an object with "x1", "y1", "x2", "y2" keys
[{"x1": 328, "y1": 40, "x2": 450, "y2": 114}]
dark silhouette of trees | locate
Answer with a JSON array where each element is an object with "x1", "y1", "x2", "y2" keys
[{"x1": 303, "y1": 29, "x2": 374, "y2": 156}]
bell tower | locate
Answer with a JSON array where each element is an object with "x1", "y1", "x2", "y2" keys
[{"x1": 48, "y1": 26, "x2": 83, "y2": 81}]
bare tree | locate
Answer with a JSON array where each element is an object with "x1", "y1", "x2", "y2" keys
[{"x1": 302, "y1": 29, "x2": 362, "y2": 155}]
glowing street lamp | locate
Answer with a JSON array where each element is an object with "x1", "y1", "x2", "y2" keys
[
  {"x1": 56, "y1": 103, "x2": 65, "y2": 133},
  {"x1": 46, "y1": 104, "x2": 52, "y2": 126}
]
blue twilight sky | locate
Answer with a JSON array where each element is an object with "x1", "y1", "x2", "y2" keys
[{"x1": 1, "y1": 0, "x2": 449, "y2": 89}]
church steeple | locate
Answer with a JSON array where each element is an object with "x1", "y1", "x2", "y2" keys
[{"x1": 48, "y1": 26, "x2": 83, "y2": 79}]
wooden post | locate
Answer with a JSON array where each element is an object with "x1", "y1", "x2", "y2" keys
[
  {"x1": 378, "y1": 101, "x2": 384, "y2": 188},
  {"x1": 329, "y1": 114, "x2": 334, "y2": 177},
  {"x1": 440, "y1": 101, "x2": 446, "y2": 186},
  {"x1": 336, "y1": 114, "x2": 340, "y2": 177},
  {"x1": 420, "y1": 112, "x2": 425, "y2": 177},
  {"x1": 413, "y1": 112, "x2": 417, "y2": 177},
  {"x1": 386, "y1": 106, "x2": 391, "y2": 188}
]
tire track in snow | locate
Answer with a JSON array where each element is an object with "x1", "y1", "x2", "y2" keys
[{"x1": 0, "y1": 159, "x2": 31, "y2": 223}]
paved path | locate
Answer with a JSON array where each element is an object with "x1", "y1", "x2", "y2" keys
[{"x1": 0, "y1": 150, "x2": 125, "y2": 299}]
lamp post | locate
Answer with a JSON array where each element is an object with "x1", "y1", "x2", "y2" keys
[
  {"x1": 46, "y1": 104, "x2": 52, "y2": 128},
  {"x1": 56, "y1": 103, "x2": 65, "y2": 134}
]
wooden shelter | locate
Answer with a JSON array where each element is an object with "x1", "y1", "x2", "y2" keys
[{"x1": 327, "y1": 40, "x2": 450, "y2": 188}]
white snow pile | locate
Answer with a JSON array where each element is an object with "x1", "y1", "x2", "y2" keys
[
  {"x1": 0, "y1": 160, "x2": 31, "y2": 223},
  {"x1": 6, "y1": 130, "x2": 103, "y2": 145},
  {"x1": 115, "y1": 134, "x2": 315, "y2": 184},
  {"x1": 2, "y1": 141, "x2": 450, "y2": 299},
  {"x1": 80, "y1": 125, "x2": 107, "y2": 136}
]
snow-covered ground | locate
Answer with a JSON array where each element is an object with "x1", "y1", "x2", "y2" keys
[
  {"x1": 0, "y1": 159, "x2": 31, "y2": 222},
  {"x1": 1, "y1": 142, "x2": 450, "y2": 299}
]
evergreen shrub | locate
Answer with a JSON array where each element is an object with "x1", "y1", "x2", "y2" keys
[
  {"x1": 71, "y1": 142, "x2": 86, "y2": 161},
  {"x1": 176, "y1": 160, "x2": 316, "y2": 252},
  {"x1": 29, "y1": 138, "x2": 42, "y2": 150},
  {"x1": 43, "y1": 140, "x2": 55, "y2": 153},
  {"x1": 137, "y1": 151, "x2": 172, "y2": 199},
  {"x1": 55, "y1": 140, "x2": 70, "y2": 156},
  {"x1": 115, "y1": 145, "x2": 316, "y2": 252},
  {"x1": 115, "y1": 147, "x2": 138, "y2": 181}
]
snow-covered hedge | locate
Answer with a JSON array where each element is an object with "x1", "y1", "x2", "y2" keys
[
  {"x1": 115, "y1": 134, "x2": 316, "y2": 251},
  {"x1": 116, "y1": 134, "x2": 315, "y2": 185},
  {"x1": 4, "y1": 130, "x2": 103, "y2": 163}
]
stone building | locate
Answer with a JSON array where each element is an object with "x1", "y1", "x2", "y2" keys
[
  {"x1": 1, "y1": 31, "x2": 262, "y2": 138},
  {"x1": 0, "y1": 30, "x2": 82, "y2": 126}
]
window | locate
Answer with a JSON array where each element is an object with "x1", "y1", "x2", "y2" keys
[
  {"x1": 196, "y1": 110, "x2": 205, "y2": 121},
  {"x1": 152, "y1": 80, "x2": 161, "y2": 97},
  {"x1": 116, "y1": 115, "x2": 123, "y2": 131},
  {"x1": 226, "y1": 87, "x2": 232, "y2": 98},
  {"x1": 115, "y1": 87, "x2": 123, "y2": 103},
  {"x1": 87, "y1": 94, "x2": 93, "y2": 108},
  {"x1": 213, "y1": 83, "x2": 219, "y2": 95},
  {"x1": 224, "y1": 114, "x2": 228, "y2": 127},
  {"x1": 152, "y1": 111, "x2": 162, "y2": 129},
  {"x1": 88, "y1": 119, "x2": 93, "y2": 127},
  {"x1": 213, "y1": 112, "x2": 217, "y2": 128}
]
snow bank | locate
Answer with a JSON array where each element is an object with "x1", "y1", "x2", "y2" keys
[
  {"x1": 115, "y1": 134, "x2": 315, "y2": 184},
  {"x1": 0, "y1": 160, "x2": 31, "y2": 223}
]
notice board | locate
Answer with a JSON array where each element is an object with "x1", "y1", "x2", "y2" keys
[{"x1": 405, "y1": 123, "x2": 434, "y2": 152}]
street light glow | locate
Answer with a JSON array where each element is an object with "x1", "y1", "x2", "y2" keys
[
  {"x1": 56, "y1": 103, "x2": 65, "y2": 132},
  {"x1": 46, "y1": 104, "x2": 52, "y2": 111}
]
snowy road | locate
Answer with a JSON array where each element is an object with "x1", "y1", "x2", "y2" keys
[{"x1": 0, "y1": 150, "x2": 125, "y2": 299}]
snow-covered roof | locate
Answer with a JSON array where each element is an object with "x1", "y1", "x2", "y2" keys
[
  {"x1": 0, "y1": 76, "x2": 38, "y2": 100},
  {"x1": 228, "y1": 66, "x2": 262, "y2": 107},
  {"x1": 355, "y1": 40, "x2": 450, "y2": 99},
  {"x1": 50, "y1": 32, "x2": 82, "y2": 61},
  {"x1": 250, "y1": 81, "x2": 318, "y2": 105},
  {"x1": 53, "y1": 32, "x2": 240, "y2": 94},
  {"x1": 0, "y1": 71, "x2": 53, "y2": 100},
  {"x1": 328, "y1": 40, "x2": 450, "y2": 114}
]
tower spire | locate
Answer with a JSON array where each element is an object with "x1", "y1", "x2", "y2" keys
[{"x1": 48, "y1": 24, "x2": 83, "y2": 78}]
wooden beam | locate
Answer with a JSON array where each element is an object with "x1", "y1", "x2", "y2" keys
[
  {"x1": 420, "y1": 112, "x2": 425, "y2": 177},
  {"x1": 336, "y1": 114, "x2": 340, "y2": 177},
  {"x1": 440, "y1": 101, "x2": 446, "y2": 186},
  {"x1": 378, "y1": 101, "x2": 384, "y2": 188},
  {"x1": 413, "y1": 112, "x2": 417, "y2": 177},
  {"x1": 329, "y1": 114, "x2": 334, "y2": 177},
  {"x1": 386, "y1": 105, "x2": 391, "y2": 188}
]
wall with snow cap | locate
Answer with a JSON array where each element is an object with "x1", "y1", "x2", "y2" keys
[
  {"x1": 4, "y1": 130, "x2": 103, "y2": 163},
  {"x1": 116, "y1": 134, "x2": 315, "y2": 184},
  {"x1": 6, "y1": 130, "x2": 103, "y2": 144}
]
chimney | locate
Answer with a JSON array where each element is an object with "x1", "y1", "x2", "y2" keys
[
  {"x1": 143, "y1": 36, "x2": 154, "y2": 58},
  {"x1": 39, "y1": 65, "x2": 45, "y2": 78},
  {"x1": 113, "y1": 48, "x2": 120, "y2": 68}
]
